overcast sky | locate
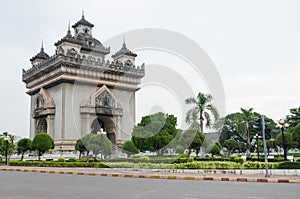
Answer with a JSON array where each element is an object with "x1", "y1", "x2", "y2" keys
[{"x1": 0, "y1": 0, "x2": 299, "y2": 138}]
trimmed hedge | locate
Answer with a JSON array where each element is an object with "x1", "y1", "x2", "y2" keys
[
  {"x1": 105, "y1": 162, "x2": 175, "y2": 169},
  {"x1": 8, "y1": 160, "x2": 109, "y2": 168},
  {"x1": 175, "y1": 161, "x2": 241, "y2": 169},
  {"x1": 287, "y1": 153, "x2": 300, "y2": 157},
  {"x1": 242, "y1": 162, "x2": 279, "y2": 169},
  {"x1": 102, "y1": 156, "x2": 181, "y2": 164},
  {"x1": 277, "y1": 162, "x2": 300, "y2": 169},
  {"x1": 193, "y1": 156, "x2": 244, "y2": 164},
  {"x1": 8, "y1": 159, "x2": 300, "y2": 170},
  {"x1": 249, "y1": 157, "x2": 284, "y2": 162}
]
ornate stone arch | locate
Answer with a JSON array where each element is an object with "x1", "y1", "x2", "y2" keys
[
  {"x1": 33, "y1": 88, "x2": 55, "y2": 137},
  {"x1": 33, "y1": 88, "x2": 55, "y2": 117},
  {"x1": 80, "y1": 85, "x2": 123, "y2": 141}
]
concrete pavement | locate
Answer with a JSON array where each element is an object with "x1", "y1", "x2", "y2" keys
[
  {"x1": 0, "y1": 171, "x2": 300, "y2": 199},
  {"x1": 1, "y1": 166, "x2": 300, "y2": 184}
]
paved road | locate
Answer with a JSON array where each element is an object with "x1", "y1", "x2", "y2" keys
[{"x1": 0, "y1": 171, "x2": 299, "y2": 199}]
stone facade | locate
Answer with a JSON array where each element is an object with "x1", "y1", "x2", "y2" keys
[{"x1": 22, "y1": 14, "x2": 145, "y2": 151}]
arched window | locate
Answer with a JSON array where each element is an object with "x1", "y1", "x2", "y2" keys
[
  {"x1": 37, "y1": 118, "x2": 47, "y2": 133},
  {"x1": 125, "y1": 60, "x2": 132, "y2": 67},
  {"x1": 36, "y1": 96, "x2": 44, "y2": 109}
]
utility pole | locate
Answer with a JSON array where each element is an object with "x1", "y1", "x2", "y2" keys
[{"x1": 262, "y1": 115, "x2": 269, "y2": 177}]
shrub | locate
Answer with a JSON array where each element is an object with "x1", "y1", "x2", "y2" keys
[
  {"x1": 277, "y1": 162, "x2": 300, "y2": 169},
  {"x1": 265, "y1": 163, "x2": 279, "y2": 169},
  {"x1": 271, "y1": 157, "x2": 285, "y2": 162},
  {"x1": 104, "y1": 162, "x2": 175, "y2": 169},
  {"x1": 175, "y1": 161, "x2": 240, "y2": 169},
  {"x1": 194, "y1": 156, "x2": 230, "y2": 162},
  {"x1": 57, "y1": 157, "x2": 65, "y2": 162},
  {"x1": 139, "y1": 156, "x2": 150, "y2": 162},
  {"x1": 242, "y1": 162, "x2": 263, "y2": 169},
  {"x1": 174, "y1": 156, "x2": 193, "y2": 163},
  {"x1": 66, "y1": 158, "x2": 76, "y2": 162},
  {"x1": 229, "y1": 155, "x2": 244, "y2": 164}
]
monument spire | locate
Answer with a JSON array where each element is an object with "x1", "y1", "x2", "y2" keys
[
  {"x1": 41, "y1": 39, "x2": 44, "y2": 51},
  {"x1": 66, "y1": 20, "x2": 72, "y2": 37}
]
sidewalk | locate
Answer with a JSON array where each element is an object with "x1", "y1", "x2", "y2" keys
[{"x1": 1, "y1": 166, "x2": 300, "y2": 184}]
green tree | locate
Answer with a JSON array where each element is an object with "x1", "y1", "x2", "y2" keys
[
  {"x1": 240, "y1": 108, "x2": 254, "y2": 158},
  {"x1": 287, "y1": 107, "x2": 300, "y2": 128},
  {"x1": 238, "y1": 142, "x2": 247, "y2": 154},
  {"x1": 132, "y1": 112, "x2": 178, "y2": 155},
  {"x1": 81, "y1": 133, "x2": 93, "y2": 159},
  {"x1": 224, "y1": 139, "x2": 240, "y2": 156},
  {"x1": 275, "y1": 132, "x2": 298, "y2": 160},
  {"x1": 292, "y1": 123, "x2": 300, "y2": 148},
  {"x1": 75, "y1": 139, "x2": 87, "y2": 159},
  {"x1": 17, "y1": 138, "x2": 32, "y2": 161},
  {"x1": 0, "y1": 132, "x2": 16, "y2": 161},
  {"x1": 216, "y1": 113, "x2": 244, "y2": 145},
  {"x1": 31, "y1": 133, "x2": 54, "y2": 160},
  {"x1": 181, "y1": 128, "x2": 205, "y2": 162},
  {"x1": 208, "y1": 142, "x2": 222, "y2": 159},
  {"x1": 82, "y1": 133, "x2": 112, "y2": 160},
  {"x1": 266, "y1": 140, "x2": 276, "y2": 156},
  {"x1": 185, "y1": 92, "x2": 219, "y2": 132},
  {"x1": 122, "y1": 140, "x2": 139, "y2": 157}
]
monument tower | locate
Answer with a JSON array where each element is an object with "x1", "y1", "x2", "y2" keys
[{"x1": 22, "y1": 13, "x2": 145, "y2": 151}]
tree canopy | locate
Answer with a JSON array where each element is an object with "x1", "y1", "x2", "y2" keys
[
  {"x1": 292, "y1": 123, "x2": 300, "y2": 148},
  {"x1": 275, "y1": 132, "x2": 298, "y2": 160},
  {"x1": 17, "y1": 138, "x2": 32, "y2": 161},
  {"x1": 185, "y1": 92, "x2": 219, "y2": 132},
  {"x1": 132, "y1": 112, "x2": 178, "y2": 155},
  {"x1": 287, "y1": 107, "x2": 300, "y2": 128},
  {"x1": 122, "y1": 140, "x2": 139, "y2": 157},
  {"x1": 223, "y1": 139, "x2": 240, "y2": 156},
  {"x1": 1, "y1": 132, "x2": 17, "y2": 161},
  {"x1": 82, "y1": 133, "x2": 112, "y2": 160},
  {"x1": 181, "y1": 128, "x2": 206, "y2": 160},
  {"x1": 31, "y1": 133, "x2": 54, "y2": 160},
  {"x1": 217, "y1": 111, "x2": 276, "y2": 148},
  {"x1": 75, "y1": 139, "x2": 87, "y2": 159},
  {"x1": 208, "y1": 141, "x2": 222, "y2": 158}
]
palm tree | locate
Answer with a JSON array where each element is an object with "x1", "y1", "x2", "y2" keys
[
  {"x1": 185, "y1": 92, "x2": 219, "y2": 132},
  {"x1": 240, "y1": 107, "x2": 254, "y2": 158}
]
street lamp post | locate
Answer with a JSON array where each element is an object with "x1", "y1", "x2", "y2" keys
[
  {"x1": 253, "y1": 134, "x2": 261, "y2": 160},
  {"x1": 98, "y1": 128, "x2": 107, "y2": 160},
  {"x1": 276, "y1": 119, "x2": 289, "y2": 161},
  {"x1": 4, "y1": 136, "x2": 9, "y2": 165}
]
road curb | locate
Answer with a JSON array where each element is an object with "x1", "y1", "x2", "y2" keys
[{"x1": 0, "y1": 167, "x2": 299, "y2": 184}]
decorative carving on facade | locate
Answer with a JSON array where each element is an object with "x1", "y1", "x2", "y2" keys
[
  {"x1": 95, "y1": 90, "x2": 115, "y2": 108},
  {"x1": 80, "y1": 85, "x2": 123, "y2": 116},
  {"x1": 33, "y1": 88, "x2": 55, "y2": 118},
  {"x1": 57, "y1": 46, "x2": 65, "y2": 55},
  {"x1": 67, "y1": 48, "x2": 77, "y2": 57}
]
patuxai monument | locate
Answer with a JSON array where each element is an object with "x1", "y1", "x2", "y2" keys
[{"x1": 22, "y1": 13, "x2": 145, "y2": 151}]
